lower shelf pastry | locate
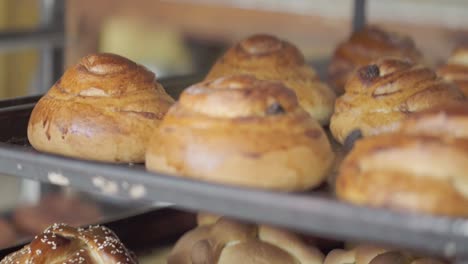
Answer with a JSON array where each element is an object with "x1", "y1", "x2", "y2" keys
[
  {"x1": 324, "y1": 245, "x2": 445, "y2": 264},
  {"x1": 168, "y1": 217, "x2": 324, "y2": 264},
  {"x1": 336, "y1": 104, "x2": 468, "y2": 217},
  {"x1": 0, "y1": 219, "x2": 16, "y2": 249},
  {"x1": 0, "y1": 223, "x2": 137, "y2": 264},
  {"x1": 12, "y1": 193, "x2": 102, "y2": 236},
  {"x1": 146, "y1": 74, "x2": 335, "y2": 191}
]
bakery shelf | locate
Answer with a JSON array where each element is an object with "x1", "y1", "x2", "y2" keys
[{"x1": 0, "y1": 76, "x2": 467, "y2": 261}]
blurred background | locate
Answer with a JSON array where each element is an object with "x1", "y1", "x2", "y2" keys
[
  {"x1": 1, "y1": 0, "x2": 468, "y2": 98},
  {"x1": 0, "y1": 0, "x2": 468, "y2": 250}
]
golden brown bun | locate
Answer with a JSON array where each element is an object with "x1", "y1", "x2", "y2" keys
[
  {"x1": 0, "y1": 219, "x2": 16, "y2": 248},
  {"x1": 0, "y1": 223, "x2": 137, "y2": 264},
  {"x1": 146, "y1": 74, "x2": 335, "y2": 191},
  {"x1": 197, "y1": 212, "x2": 221, "y2": 226},
  {"x1": 438, "y1": 46, "x2": 468, "y2": 96},
  {"x1": 328, "y1": 26, "x2": 424, "y2": 94},
  {"x1": 330, "y1": 58, "x2": 464, "y2": 144},
  {"x1": 336, "y1": 104, "x2": 468, "y2": 216},
  {"x1": 168, "y1": 217, "x2": 323, "y2": 264},
  {"x1": 324, "y1": 245, "x2": 445, "y2": 264},
  {"x1": 28, "y1": 53, "x2": 174, "y2": 163},
  {"x1": 13, "y1": 193, "x2": 101, "y2": 235},
  {"x1": 206, "y1": 34, "x2": 336, "y2": 124}
]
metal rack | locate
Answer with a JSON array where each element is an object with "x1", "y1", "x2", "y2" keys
[{"x1": 2, "y1": 1, "x2": 468, "y2": 263}]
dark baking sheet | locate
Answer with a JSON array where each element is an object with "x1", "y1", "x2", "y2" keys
[{"x1": 0, "y1": 75, "x2": 467, "y2": 261}]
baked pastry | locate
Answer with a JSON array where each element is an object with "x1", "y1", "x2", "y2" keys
[
  {"x1": 28, "y1": 53, "x2": 174, "y2": 163},
  {"x1": 335, "y1": 104, "x2": 468, "y2": 216},
  {"x1": 168, "y1": 217, "x2": 324, "y2": 264},
  {"x1": 206, "y1": 34, "x2": 336, "y2": 124},
  {"x1": 0, "y1": 223, "x2": 137, "y2": 264},
  {"x1": 13, "y1": 193, "x2": 101, "y2": 235},
  {"x1": 324, "y1": 245, "x2": 445, "y2": 264},
  {"x1": 0, "y1": 219, "x2": 16, "y2": 248},
  {"x1": 330, "y1": 57, "x2": 464, "y2": 144},
  {"x1": 328, "y1": 25, "x2": 424, "y2": 94},
  {"x1": 146, "y1": 74, "x2": 335, "y2": 191},
  {"x1": 437, "y1": 46, "x2": 468, "y2": 96}
]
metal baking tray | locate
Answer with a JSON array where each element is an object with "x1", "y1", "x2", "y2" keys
[{"x1": 0, "y1": 75, "x2": 467, "y2": 261}]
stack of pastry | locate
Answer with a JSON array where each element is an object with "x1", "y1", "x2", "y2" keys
[
  {"x1": 330, "y1": 57, "x2": 464, "y2": 144},
  {"x1": 146, "y1": 74, "x2": 335, "y2": 191},
  {"x1": 28, "y1": 53, "x2": 174, "y2": 163},
  {"x1": 336, "y1": 104, "x2": 468, "y2": 217},
  {"x1": 206, "y1": 34, "x2": 336, "y2": 125},
  {"x1": 438, "y1": 45, "x2": 468, "y2": 96},
  {"x1": 328, "y1": 25, "x2": 425, "y2": 94}
]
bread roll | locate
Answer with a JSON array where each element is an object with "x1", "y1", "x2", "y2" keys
[
  {"x1": 324, "y1": 245, "x2": 445, "y2": 264},
  {"x1": 146, "y1": 74, "x2": 334, "y2": 191},
  {"x1": 168, "y1": 217, "x2": 324, "y2": 264},
  {"x1": 206, "y1": 34, "x2": 336, "y2": 125},
  {"x1": 336, "y1": 104, "x2": 468, "y2": 216},
  {"x1": 437, "y1": 46, "x2": 468, "y2": 96},
  {"x1": 328, "y1": 26, "x2": 424, "y2": 94},
  {"x1": 0, "y1": 223, "x2": 137, "y2": 264},
  {"x1": 330, "y1": 57, "x2": 464, "y2": 144},
  {"x1": 13, "y1": 193, "x2": 101, "y2": 236},
  {"x1": 28, "y1": 53, "x2": 174, "y2": 163}
]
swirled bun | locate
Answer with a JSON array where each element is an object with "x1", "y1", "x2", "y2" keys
[
  {"x1": 206, "y1": 34, "x2": 336, "y2": 125},
  {"x1": 330, "y1": 57, "x2": 464, "y2": 144},
  {"x1": 168, "y1": 217, "x2": 324, "y2": 264},
  {"x1": 329, "y1": 26, "x2": 424, "y2": 94},
  {"x1": 27, "y1": 53, "x2": 174, "y2": 163},
  {"x1": 336, "y1": 104, "x2": 468, "y2": 217},
  {"x1": 438, "y1": 46, "x2": 468, "y2": 96},
  {"x1": 146, "y1": 74, "x2": 334, "y2": 191}
]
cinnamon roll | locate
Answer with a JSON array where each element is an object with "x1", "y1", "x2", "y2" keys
[
  {"x1": 437, "y1": 46, "x2": 468, "y2": 96},
  {"x1": 146, "y1": 74, "x2": 334, "y2": 191},
  {"x1": 206, "y1": 34, "x2": 336, "y2": 125},
  {"x1": 336, "y1": 104, "x2": 468, "y2": 217},
  {"x1": 27, "y1": 53, "x2": 174, "y2": 163},
  {"x1": 330, "y1": 57, "x2": 464, "y2": 144},
  {"x1": 329, "y1": 26, "x2": 424, "y2": 94}
]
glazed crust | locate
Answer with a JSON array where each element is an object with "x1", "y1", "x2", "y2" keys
[
  {"x1": 27, "y1": 53, "x2": 174, "y2": 163},
  {"x1": 330, "y1": 58, "x2": 464, "y2": 144},
  {"x1": 0, "y1": 223, "x2": 137, "y2": 264},
  {"x1": 437, "y1": 46, "x2": 468, "y2": 96},
  {"x1": 146, "y1": 74, "x2": 335, "y2": 191},
  {"x1": 206, "y1": 34, "x2": 336, "y2": 124},
  {"x1": 168, "y1": 217, "x2": 324, "y2": 264},
  {"x1": 328, "y1": 26, "x2": 424, "y2": 94}
]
